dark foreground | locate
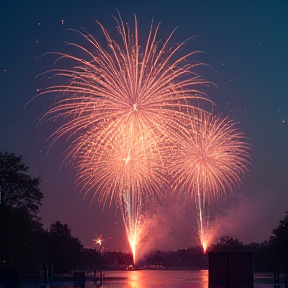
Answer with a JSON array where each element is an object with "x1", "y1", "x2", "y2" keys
[{"x1": 3, "y1": 270, "x2": 287, "y2": 288}]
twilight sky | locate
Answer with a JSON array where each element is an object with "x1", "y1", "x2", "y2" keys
[{"x1": 0, "y1": 0, "x2": 288, "y2": 253}]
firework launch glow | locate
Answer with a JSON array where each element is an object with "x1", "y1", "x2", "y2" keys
[{"x1": 36, "y1": 13, "x2": 251, "y2": 260}]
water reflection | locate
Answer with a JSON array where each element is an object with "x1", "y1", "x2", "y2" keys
[
  {"x1": 125, "y1": 271, "x2": 142, "y2": 288},
  {"x1": 21, "y1": 270, "x2": 280, "y2": 288},
  {"x1": 100, "y1": 270, "x2": 209, "y2": 288}
]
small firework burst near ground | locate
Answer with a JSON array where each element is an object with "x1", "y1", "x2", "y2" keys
[
  {"x1": 35, "y1": 13, "x2": 211, "y2": 262},
  {"x1": 169, "y1": 111, "x2": 251, "y2": 251}
]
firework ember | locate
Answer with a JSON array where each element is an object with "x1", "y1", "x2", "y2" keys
[{"x1": 93, "y1": 235, "x2": 104, "y2": 246}]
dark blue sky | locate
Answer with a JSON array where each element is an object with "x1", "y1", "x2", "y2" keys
[{"x1": 1, "y1": 0, "x2": 288, "y2": 252}]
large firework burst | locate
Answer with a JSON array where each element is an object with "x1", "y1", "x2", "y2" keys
[
  {"x1": 36, "y1": 14, "x2": 210, "y2": 262},
  {"x1": 37, "y1": 14, "x2": 210, "y2": 200}
]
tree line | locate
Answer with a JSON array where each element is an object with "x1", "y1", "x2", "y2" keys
[
  {"x1": 0, "y1": 151, "x2": 288, "y2": 275},
  {"x1": 0, "y1": 152, "x2": 86, "y2": 274}
]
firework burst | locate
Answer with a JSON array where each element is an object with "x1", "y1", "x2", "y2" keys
[
  {"x1": 169, "y1": 111, "x2": 251, "y2": 251},
  {"x1": 36, "y1": 14, "x2": 210, "y2": 262}
]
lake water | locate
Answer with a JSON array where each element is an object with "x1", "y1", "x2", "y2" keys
[{"x1": 21, "y1": 270, "x2": 284, "y2": 288}]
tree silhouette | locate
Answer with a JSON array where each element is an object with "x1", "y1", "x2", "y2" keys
[
  {"x1": 269, "y1": 212, "x2": 288, "y2": 275},
  {"x1": 209, "y1": 236, "x2": 247, "y2": 252},
  {"x1": 45, "y1": 221, "x2": 83, "y2": 273},
  {"x1": 0, "y1": 151, "x2": 43, "y2": 216},
  {"x1": 0, "y1": 152, "x2": 45, "y2": 272}
]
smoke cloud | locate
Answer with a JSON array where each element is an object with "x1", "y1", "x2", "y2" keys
[{"x1": 137, "y1": 198, "x2": 199, "y2": 261}]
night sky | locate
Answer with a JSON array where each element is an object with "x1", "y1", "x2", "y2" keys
[{"x1": 1, "y1": 0, "x2": 288, "y2": 253}]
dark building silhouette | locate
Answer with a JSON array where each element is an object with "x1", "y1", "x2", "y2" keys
[{"x1": 208, "y1": 252, "x2": 253, "y2": 288}]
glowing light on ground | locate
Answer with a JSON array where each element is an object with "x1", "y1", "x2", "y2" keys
[
  {"x1": 36, "y1": 13, "x2": 210, "y2": 262},
  {"x1": 201, "y1": 240, "x2": 207, "y2": 254}
]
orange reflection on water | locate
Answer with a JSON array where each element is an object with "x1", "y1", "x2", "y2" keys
[
  {"x1": 199, "y1": 269, "x2": 208, "y2": 283},
  {"x1": 123, "y1": 270, "x2": 209, "y2": 288},
  {"x1": 126, "y1": 270, "x2": 145, "y2": 288}
]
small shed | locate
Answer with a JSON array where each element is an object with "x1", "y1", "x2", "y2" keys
[{"x1": 208, "y1": 251, "x2": 253, "y2": 288}]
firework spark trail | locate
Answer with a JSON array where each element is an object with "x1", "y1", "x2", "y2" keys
[
  {"x1": 196, "y1": 180, "x2": 206, "y2": 251},
  {"x1": 121, "y1": 186, "x2": 141, "y2": 264},
  {"x1": 169, "y1": 112, "x2": 251, "y2": 251},
  {"x1": 36, "y1": 13, "x2": 211, "y2": 262}
]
